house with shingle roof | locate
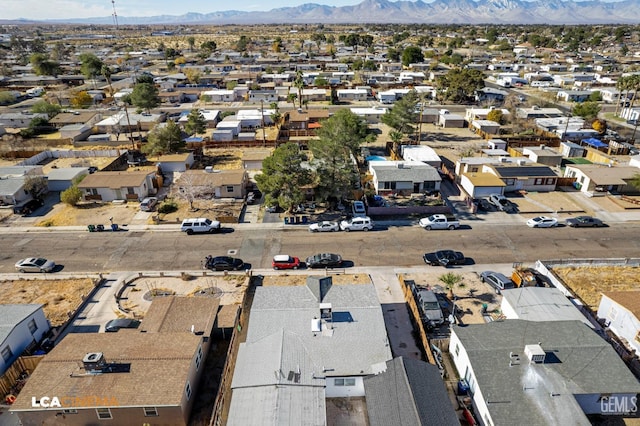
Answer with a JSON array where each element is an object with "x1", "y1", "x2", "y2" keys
[
  {"x1": 0, "y1": 304, "x2": 49, "y2": 375},
  {"x1": 450, "y1": 320, "x2": 640, "y2": 426},
  {"x1": 598, "y1": 291, "x2": 640, "y2": 358},
  {"x1": 11, "y1": 296, "x2": 219, "y2": 426},
  {"x1": 173, "y1": 169, "x2": 247, "y2": 199},
  {"x1": 368, "y1": 160, "x2": 441, "y2": 196},
  {"x1": 76, "y1": 170, "x2": 156, "y2": 202}
]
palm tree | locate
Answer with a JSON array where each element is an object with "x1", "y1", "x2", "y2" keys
[
  {"x1": 614, "y1": 75, "x2": 629, "y2": 117},
  {"x1": 438, "y1": 272, "x2": 464, "y2": 299},
  {"x1": 629, "y1": 75, "x2": 640, "y2": 111}
]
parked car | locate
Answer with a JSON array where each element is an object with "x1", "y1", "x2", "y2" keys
[
  {"x1": 351, "y1": 200, "x2": 367, "y2": 217},
  {"x1": 306, "y1": 253, "x2": 343, "y2": 269},
  {"x1": 204, "y1": 256, "x2": 245, "y2": 271},
  {"x1": 181, "y1": 218, "x2": 221, "y2": 234},
  {"x1": 480, "y1": 271, "x2": 516, "y2": 294},
  {"x1": 272, "y1": 254, "x2": 301, "y2": 270},
  {"x1": 418, "y1": 214, "x2": 460, "y2": 230},
  {"x1": 423, "y1": 250, "x2": 466, "y2": 267},
  {"x1": 139, "y1": 197, "x2": 158, "y2": 212},
  {"x1": 565, "y1": 215, "x2": 604, "y2": 228},
  {"x1": 474, "y1": 198, "x2": 496, "y2": 212},
  {"x1": 309, "y1": 221, "x2": 339, "y2": 232},
  {"x1": 488, "y1": 194, "x2": 518, "y2": 213},
  {"x1": 340, "y1": 216, "x2": 373, "y2": 232},
  {"x1": 105, "y1": 318, "x2": 141, "y2": 332},
  {"x1": 15, "y1": 257, "x2": 56, "y2": 273},
  {"x1": 13, "y1": 198, "x2": 44, "y2": 215},
  {"x1": 526, "y1": 216, "x2": 558, "y2": 228},
  {"x1": 415, "y1": 289, "x2": 445, "y2": 326}
]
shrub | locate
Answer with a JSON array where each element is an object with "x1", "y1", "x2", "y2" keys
[
  {"x1": 61, "y1": 185, "x2": 82, "y2": 206},
  {"x1": 157, "y1": 199, "x2": 178, "y2": 214}
]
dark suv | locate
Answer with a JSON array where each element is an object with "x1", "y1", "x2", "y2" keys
[{"x1": 13, "y1": 199, "x2": 44, "y2": 215}]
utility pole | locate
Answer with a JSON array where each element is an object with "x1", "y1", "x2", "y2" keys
[{"x1": 261, "y1": 99, "x2": 266, "y2": 147}]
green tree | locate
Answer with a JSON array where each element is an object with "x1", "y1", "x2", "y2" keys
[
  {"x1": 572, "y1": 101, "x2": 601, "y2": 121},
  {"x1": 61, "y1": 185, "x2": 82, "y2": 206},
  {"x1": 439, "y1": 272, "x2": 464, "y2": 298},
  {"x1": 401, "y1": 46, "x2": 424, "y2": 67},
  {"x1": 381, "y1": 90, "x2": 418, "y2": 139},
  {"x1": 294, "y1": 70, "x2": 305, "y2": 109},
  {"x1": 187, "y1": 36, "x2": 196, "y2": 52},
  {"x1": 23, "y1": 175, "x2": 48, "y2": 199},
  {"x1": 184, "y1": 109, "x2": 207, "y2": 136},
  {"x1": 143, "y1": 121, "x2": 184, "y2": 156},
  {"x1": 130, "y1": 82, "x2": 160, "y2": 112},
  {"x1": 486, "y1": 109, "x2": 504, "y2": 124},
  {"x1": 79, "y1": 53, "x2": 104, "y2": 83},
  {"x1": 31, "y1": 100, "x2": 61, "y2": 118},
  {"x1": 255, "y1": 143, "x2": 313, "y2": 212},
  {"x1": 30, "y1": 53, "x2": 60, "y2": 76},
  {"x1": 101, "y1": 65, "x2": 114, "y2": 98},
  {"x1": 436, "y1": 68, "x2": 485, "y2": 103}
]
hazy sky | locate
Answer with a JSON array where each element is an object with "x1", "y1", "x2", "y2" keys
[{"x1": 5, "y1": 0, "x2": 365, "y2": 20}]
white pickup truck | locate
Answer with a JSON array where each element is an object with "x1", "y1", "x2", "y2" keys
[{"x1": 418, "y1": 214, "x2": 460, "y2": 230}]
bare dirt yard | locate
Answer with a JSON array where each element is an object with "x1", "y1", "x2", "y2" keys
[
  {"x1": 552, "y1": 265, "x2": 640, "y2": 311},
  {"x1": 0, "y1": 278, "x2": 97, "y2": 326},
  {"x1": 260, "y1": 273, "x2": 372, "y2": 286}
]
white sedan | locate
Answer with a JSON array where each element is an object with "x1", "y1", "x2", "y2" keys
[
  {"x1": 15, "y1": 257, "x2": 56, "y2": 273},
  {"x1": 308, "y1": 221, "x2": 339, "y2": 232},
  {"x1": 526, "y1": 216, "x2": 558, "y2": 228}
]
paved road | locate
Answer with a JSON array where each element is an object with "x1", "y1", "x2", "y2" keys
[{"x1": 1, "y1": 222, "x2": 639, "y2": 273}]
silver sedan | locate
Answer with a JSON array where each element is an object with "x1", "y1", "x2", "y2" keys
[
  {"x1": 308, "y1": 221, "x2": 339, "y2": 232},
  {"x1": 15, "y1": 257, "x2": 56, "y2": 273}
]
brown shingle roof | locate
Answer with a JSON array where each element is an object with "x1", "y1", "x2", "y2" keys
[
  {"x1": 49, "y1": 111, "x2": 99, "y2": 126},
  {"x1": 602, "y1": 291, "x2": 640, "y2": 319},
  {"x1": 142, "y1": 296, "x2": 219, "y2": 335},
  {"x1": 11, "y1": 333, "x2": 200, "y2": 409},
  {"x1": 288, "y1": 109, "x2": 329, "y2": 122},
  {"x1": 77, "y1": 171, "x2": 153, "y2": 189},
  {"x1": 174, "y1": 169, "x2": 246, "y2": 187}
]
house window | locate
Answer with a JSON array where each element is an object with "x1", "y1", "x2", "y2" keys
[
  {"x1": 28, "y1": 319, "x2": 37, "y2": 334},
  {"x1": 195, "y1": 346, "x2": 203, "y2": 370},
  {"x1": 382, "y1": 182, "x2": 396, "y2": 190},
  {"x1": 96, "y1": 408, "x2": 112, "y2": 419},
  {"x1": 470, "y1": 167, "x2": 479, "y2": 173},
  {"x1": 608, "y1": 306, "x2": 618, "y2": 322},
  {"x1": 226, "y1": 186, "x2": 234, "y2": 193},
  {"x1": 334, "y1": 378, "x2": 356, "y2": 386},
  {"x1": 1, "y1": 346, "x2": 13, "y2": 362},
  {"x1": 545, "y1": 178, "x2": 555, "y2": 185},
  {"x1": 127, "y1": 187, "x2": 135, "y2": 195},
  {"x1": 534, "y1": 178, "x2": 544, "y2": 185},
  {"x1": 185, "y1": 382, "x2": 192, "y2": 400},
  {"x1": 143, "y1": 407, "x2": 158, "y2": 417}
]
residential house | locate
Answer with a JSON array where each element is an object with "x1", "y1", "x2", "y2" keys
[
  {"x1": 337, "y1": 88, "x2": 368, "y2": 102},
  {"x1": 237, "y1": 109, "x2": 275, "y2": 129},
  {"x1": 46, "y1": 167, "x2": 89, "y2": 192},
  {"x1": 227, "y1": 276, "x2": 392, "y2": 424},
  {"x1": 598, "y1": 291, "x2": 640, "y2": 357},
  {"x1": 363, "y1": 357, "x2": 458, "y2": 426},
  {"x1": 471, "y1": 120, "x2": 500, "y2": 135},
  {"x1": 248, "y1": 90, "x2": 278, "y2": 103},
  {"x1": 76, "y1": 171, "x2": 156, "y2": 202},
  {"x1": 201, "y1": 89, "x2": 236, "y2": 103},
  {"x1": 0, "y1": 112, "x2": 48, "y2": 128},
  {"x1": 173, "y1": 169, "x2": 247, "y2": 199},
  {"x1": 178, "y1": 110, "x2": 220, "y2": 129},
  {"x1": 49, "y1": 111, "x2": 102, "y2": 129},
  {"x1": 449, "y1": 320, "x2": 640, "y2": 426},
  {"x1": 564, "y1": 164, "x2": 640, "y2": 195},
  {"x1": 297, "y1": 88, "x2": 329, "y2": 102},
  {"x1": 557, "y1": 90, "x2": 592, "y2": 103},
  {"x1": 475, "y1": 87, "x2": 509, "y2": 103},
  {"x1": 0, "y1": 304, "x2": 49, "y2": 375},
  {"x1": 521, "y1": 146, "x2": 563, "y2": 167},
  {"x1": 369, "y1": 161, "x2": 441, "y2": 195},
  {"x1": 501, "y1": 287, "x2": 593, "y2": 328},
  {"x1": 95, "y1": 111, "x2": 165, "y2": 134},
  {"x1": 438, "y1": 111, "x2": 465, "y2": 128},
  {"x1": 242, "y1": 150, "x2": 272, "y2": 170},
  {"x1": 350, "y1": 107, "x2": 388, "y2": 124},
  {"x1": 400, "y1": 145, "x2": 441, "y2": 168},
  {"x1": 460, "y1": 172, "x2": 507, "y2": 198},
  {"x1": 0, "y1": 166, "x2": 44, "y2": 205},
  {"x1": 465, "y1": 107, "x2": 510, "y2": 122},
  {"x1": 286, "y1": 109, "x2": 329, "y2": 136},
  {"x1": 516, "y1": 106, "x2": 564, "y2": 120},
  {"x1": 486, "y1": 164, "x2": 558, "y2": 192},
  {"x1": 214, "y1": 119, "x2": 242, "y2": 140},
  {"x1": 11, "y1": 296, "x2": 219, "y2": 426}
]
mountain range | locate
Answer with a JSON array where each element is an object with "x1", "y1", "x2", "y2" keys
[{"x1": 10, "y1": 0, "x2": 640, "y2": 25}]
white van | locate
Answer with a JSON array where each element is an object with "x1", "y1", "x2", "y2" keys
[
  {"x1": 180, "y1": 218, "x2": 221, "y2": 235},
  {"x1": 340, "y1": 216, "x2": 373, "y2": 232}
]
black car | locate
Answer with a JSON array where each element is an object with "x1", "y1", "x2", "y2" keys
[
  {"x1": 105, "y1": 318, "x2": 141, "y2": 332},
  {"x1": 205, "y1": 256, "x2": 245, "y2": 271},
  {"x1": 565, "y1": 215, "x2": 604, "y2": 228},
  {"x1": 306, "y1": 253, "x2": 343, "y2": 269},
  {"x1": 423, "y1": 250, "x2": 466, "y2": 267},
  {"x1": 13, "y1": 198, "x2": 44, "y2": 215}
]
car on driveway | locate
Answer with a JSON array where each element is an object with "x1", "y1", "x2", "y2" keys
[
  {"x1": 480, "y1": 271, "x2": 515, "y2": 294},
  {"x1": 204, "y1": 256, "x2": 245, "y2": 271},
  {"x1": 105, "y1": 318, "x2": 141, "y2": 332},
  {"x1": 306, "y1": 253, "x2": 343, "y2": 269},
  {"x1": 309, "y1": 221, "x2": 339, "y2": 232},
  {"x1": 565, "y1": 215, "x2": 604, "y2": 228},
  {"x1": 13, "y1": 198, "x2": 44, "y2": 215},
  {"x1": 423, "y1": 250, "x2": 466, "y2": 267},
  {"x1": 488, "y1": 194, "x2": 518, "y2": 213},
  {"x1": 139, "y1": 197, "x2": 158, "y2": 212},
  {"x1": 526, "y1": 216, "x2": 558, "y2": 228},
  {"x1": 15, "y1": 257, "x2": 56, "y2": 273},
  {"x1": 272, "y1": 255, "x2": 301, "y2": 270}
]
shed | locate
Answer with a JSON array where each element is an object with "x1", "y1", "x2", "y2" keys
[
  {"x1": 438, "y1": 112, "x2": 465, "y2": 128},
  {"x1": 561, "y1": 141, "x2": 585, "y2": 158},
  {"x1": 471, "y1": 119, "x2": 500, "y2": 135}
]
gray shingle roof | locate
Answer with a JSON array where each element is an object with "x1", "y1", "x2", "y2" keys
[
  {"x1": 364, "y1": 357, "x2": 459, "y2": 426},
  {"x1": 370, "y1": 161, "x2": 441, "y2": 183},
  {"x1": 0, "y1": 304, "x2": 43, "y2": 346},
  {"x1": 453, "y1": 320, "x2": 640, "y2": 425}
]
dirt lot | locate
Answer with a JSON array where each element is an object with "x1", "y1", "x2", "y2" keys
[
  {"x1": 0, "y1": 278, "x2": 97, "y2": 326},
  {"x1": 260, "y1": 273, "x2": 372, "y2": 286},
  {"x1": 552, "y1": 265, "x2": 640, "y2": 311}
]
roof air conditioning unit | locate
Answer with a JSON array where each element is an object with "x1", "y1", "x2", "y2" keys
[
  {"x1": 525, "y1": 344, "x2": 545, "y2": 364},
  {"x1": 500, "y1": 157, "x2": 508, "y2": 163}
]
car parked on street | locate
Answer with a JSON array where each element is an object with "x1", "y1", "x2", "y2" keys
[
  {"x1": 204, "y1": 256, "x2": 245, "y2": 271},
  {"x1": 480, "y1": 271, "x2": 515, "y2": 294},
  {"x1": 309, "y1": 221, "x2": 339, "y2": 232},
  {"x1": 181, "y1": 218, "x2": 221, "y2": 234},
  {"x1": 418, "y1": 214, "x2": 460, "y2": 230},
  {"x1": 15, "y1": 257, "x2": 56, "y2": 273},
  {"x1": 565, "y1": 215, "x2": 604, "y2": 228},
  {"x1": 139, "y1": 197, "x2": 158, "y2": 212},
  {"x1": 306, "y1": 253, "x2": 343, "y2": 268},
  {"x1": 423, "y1": 250, "x2": 466, "y2": 267},
  {"x1": 105, "y1": 318, "x2": 141, "y2": 332},
  {"x1": 340, "y1": 216, "x2": 373, "y2": 232},
  {"x1": 272, "y1": 255, "x2": 301, "y2": 270},
  {"x1": 526, "y1": 216, "x2": 558, "y2": 228}
]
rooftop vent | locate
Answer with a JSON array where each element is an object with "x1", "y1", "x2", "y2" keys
[
  {"x1": 525, "y1": 344, "x2": 545, "y2": 364},
  {"x1": 82, "y1": 352, "x2": 106, "y2": 372}
]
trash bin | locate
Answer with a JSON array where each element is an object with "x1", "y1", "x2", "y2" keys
[
  {"x1": 87, "y1": 224, "x2": 95, "y2": 232},
  {"x1": 302, "y1": 216, "x2": 308, "y2": 224},
  {"x1": 111, "y1": 223, "x2": 119, "y2": 231},
  {"x1": 284, "y1": 217, "x2": 289, "y2": 224},
  {"x1": 457, "y1": 379, "x2": 470, "y2": 395},
  {"x1": 96, "y1": 224, "x2": 105, "y2": 232}
]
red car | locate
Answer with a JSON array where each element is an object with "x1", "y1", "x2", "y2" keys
[{"x1": 272, "y1": 255, "x2": 301, "y2": 270}]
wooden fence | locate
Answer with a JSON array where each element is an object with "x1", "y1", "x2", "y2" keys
[
  {"x1": 0, "y1": 355, "x2": 44, "y2": 398},
  {"x1": 398, "y1": 275, "x2": 436, "y2": 365}
]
